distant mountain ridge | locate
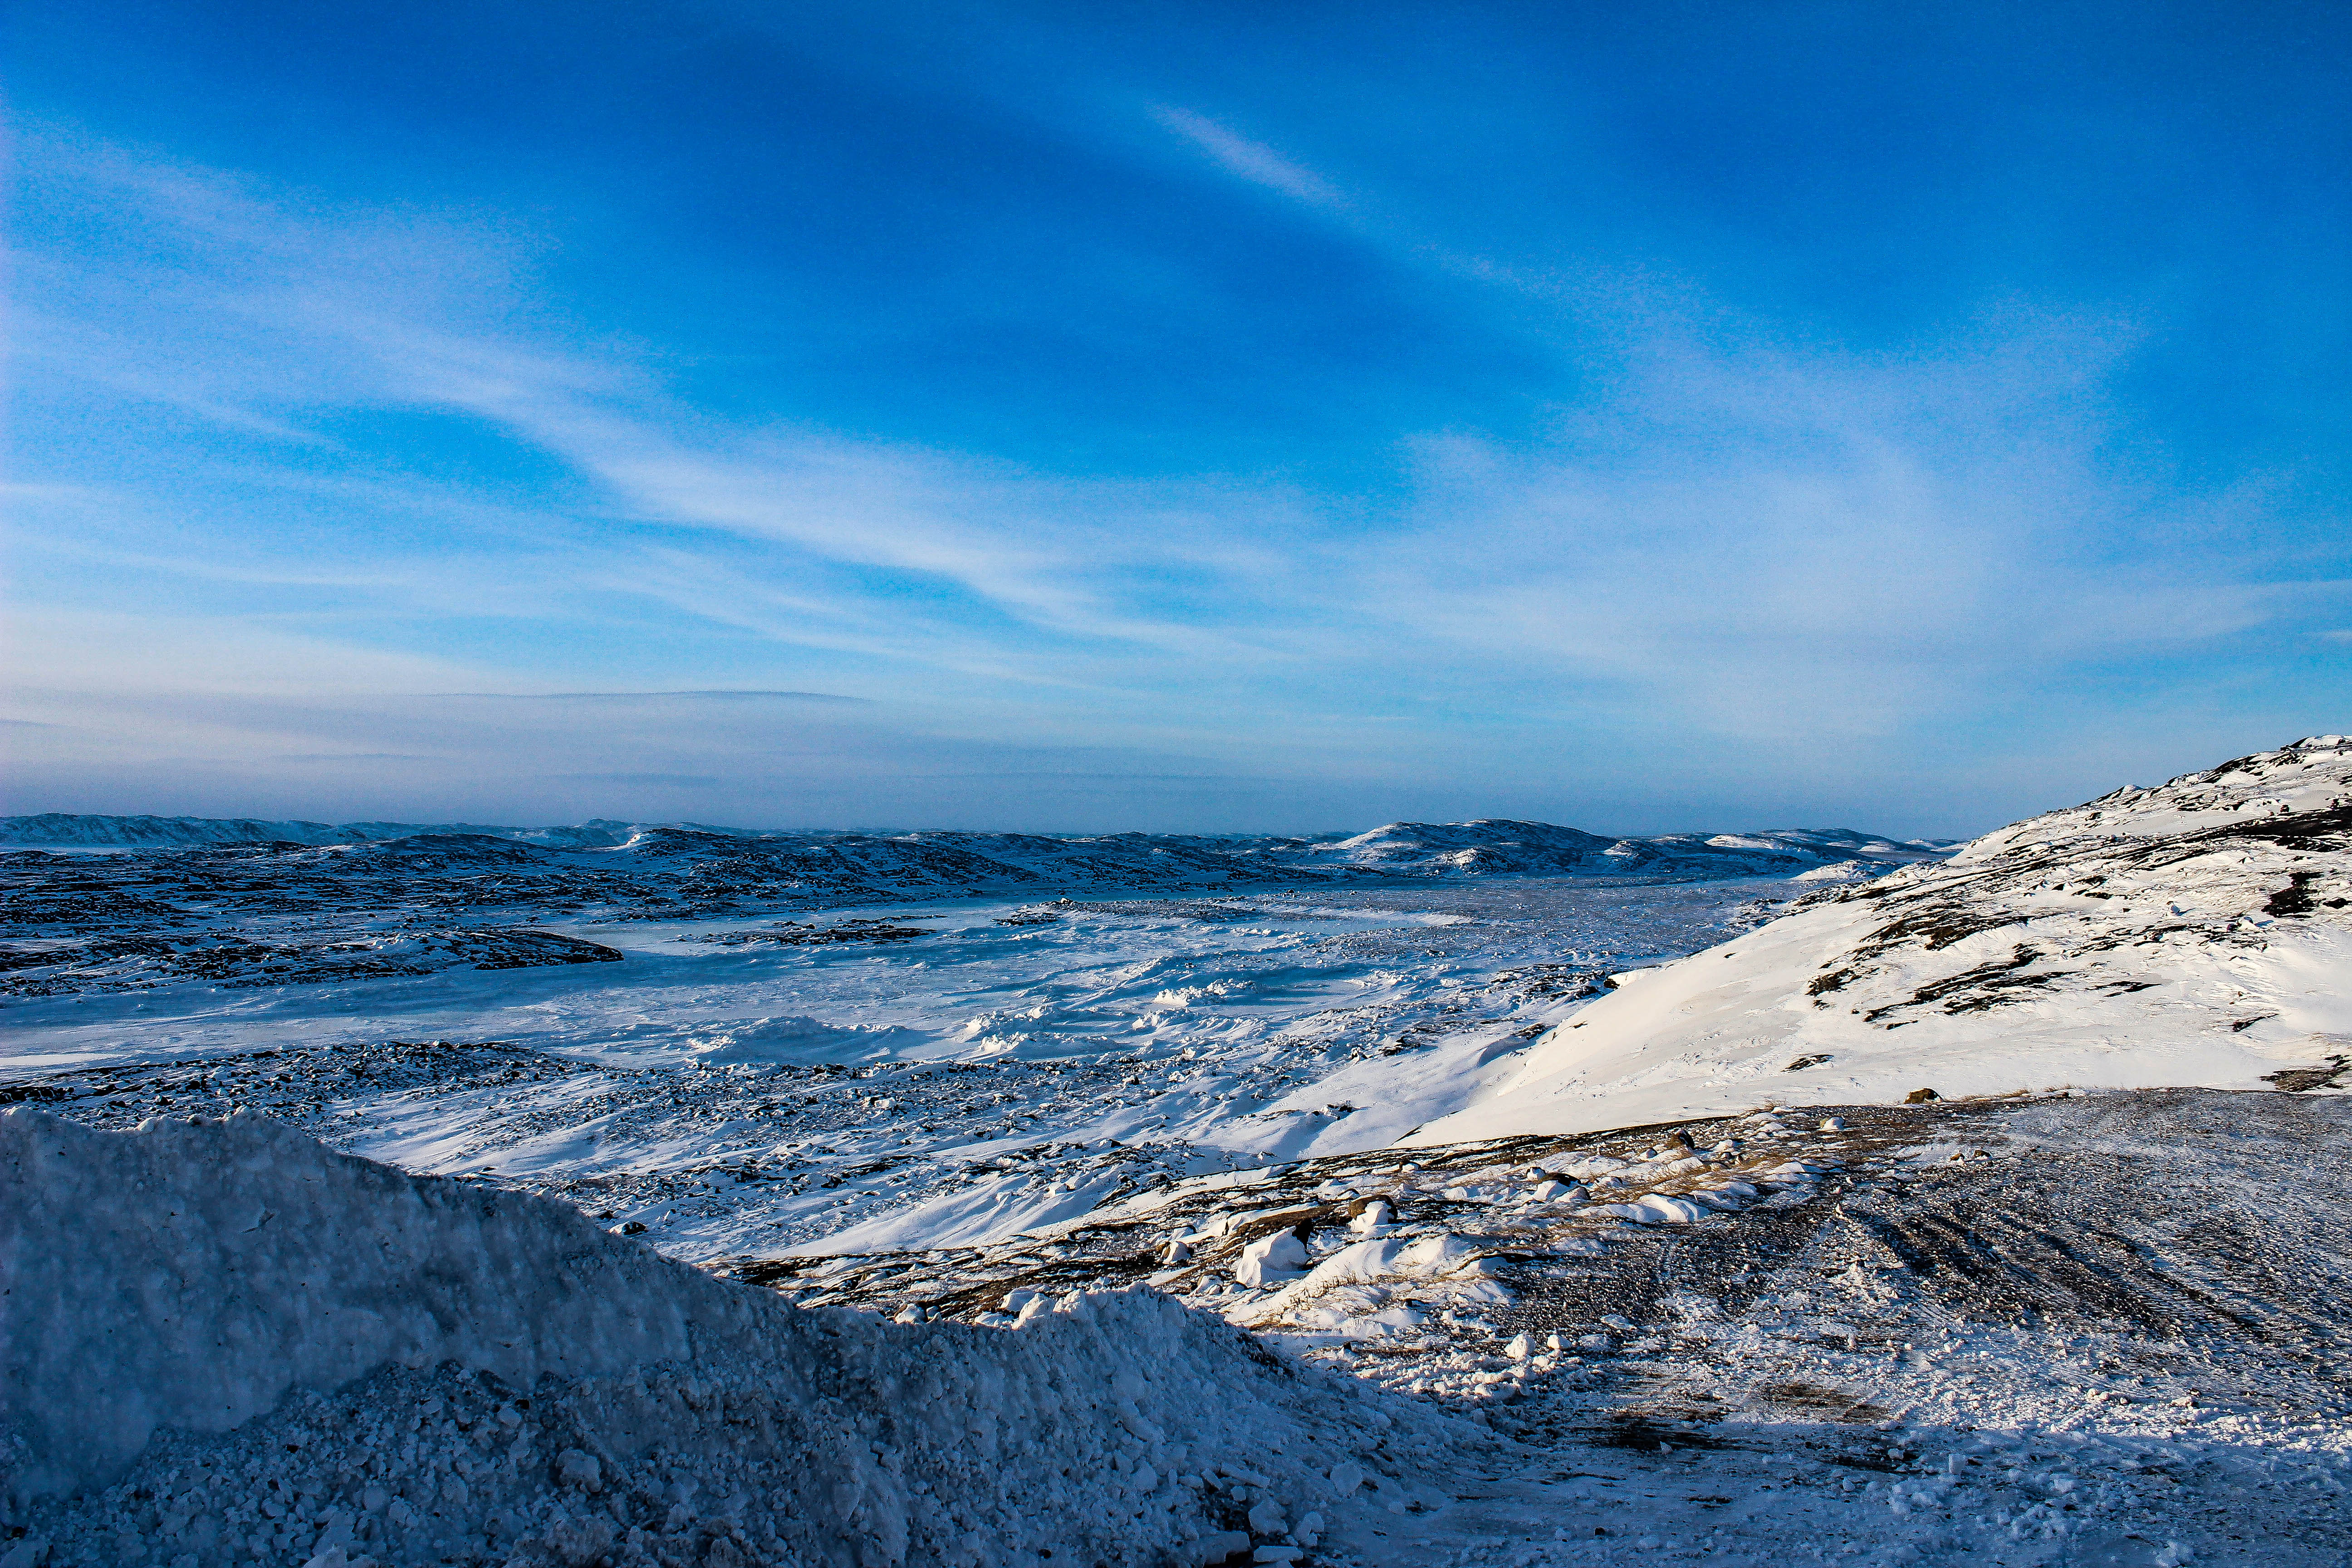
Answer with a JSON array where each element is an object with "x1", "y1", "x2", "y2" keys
[
  {"x1": 1304, "y1": 818, "x2": 1946, "y2": 879},
  {"x1": 0, "y1": 813, "x2": 658, "y2": 849},
  {"x1": 0, "y1": 810, "x2": 1952, "y2": 886}
]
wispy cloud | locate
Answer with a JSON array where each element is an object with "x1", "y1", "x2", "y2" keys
[
  {"x1": 1141, "y1": 110, "x2": 2342, "y2": 740},
  {"x1": 440, "y1": 690, "x2": 870, "y2": 703},
  {"x1": 10, "y1": 123, "x2": 2342, "y2": 832},
  {"x1": 1151, "y1": 108, "x2": 1354, "y2": 213},
  {"x1": 561, "y1": 772, "x2": 724, "y2": 787}
]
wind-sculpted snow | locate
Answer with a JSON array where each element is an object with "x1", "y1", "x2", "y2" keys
[
  {"x1": 0, "y1": 1108, "x2": 1471, "y2": 1566},
  {"x1": 1415, "y1": 736, "x2": 2352, "y2": 1143}
]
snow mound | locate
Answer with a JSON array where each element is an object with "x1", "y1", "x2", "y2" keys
[
  {"x1": 0, "y1": 1109, "x2": 1458, "y2": 1565},
  {"x1": 1413, "y1": 736, "x2": 2352, "y2": 1142}
]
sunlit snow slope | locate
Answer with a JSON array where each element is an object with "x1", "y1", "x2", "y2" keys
[{"x1": 1414, "y1": 736, "x2": 2352, "y2": 1142}]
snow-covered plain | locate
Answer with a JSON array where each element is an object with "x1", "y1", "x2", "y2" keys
[
  {"x1": 0, "y1": 877, "x2": 1784, "y2": 1264},
  {"x1": 4, "y1": 749, "x2": 2349, "y2": 1568}
]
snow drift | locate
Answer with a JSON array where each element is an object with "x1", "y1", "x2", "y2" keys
[
  {"x1": 0, "y1": 1109, "x2": 1461, "y2": 1566},
  {"x1": 1413, "y1": 736, "x2": 2352, "y2": 1143}
]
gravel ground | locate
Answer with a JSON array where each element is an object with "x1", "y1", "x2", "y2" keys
[{"x1": 777, "y1": 1088, "x2": 2352, "y2": 1568}]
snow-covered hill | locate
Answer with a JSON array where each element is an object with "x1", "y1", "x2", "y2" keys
[{"x1": 1411, "y1": 736, "x2": 2352, "y2": 1143}]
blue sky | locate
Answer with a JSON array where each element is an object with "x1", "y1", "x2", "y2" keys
[{"x1": 6, "y1": 1, "x2": 2347, "y2": 834}]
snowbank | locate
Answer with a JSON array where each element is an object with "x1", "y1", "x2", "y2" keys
[{"x1": 0, "y1": 1109, "x2": 1461, "y2": 1566}]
